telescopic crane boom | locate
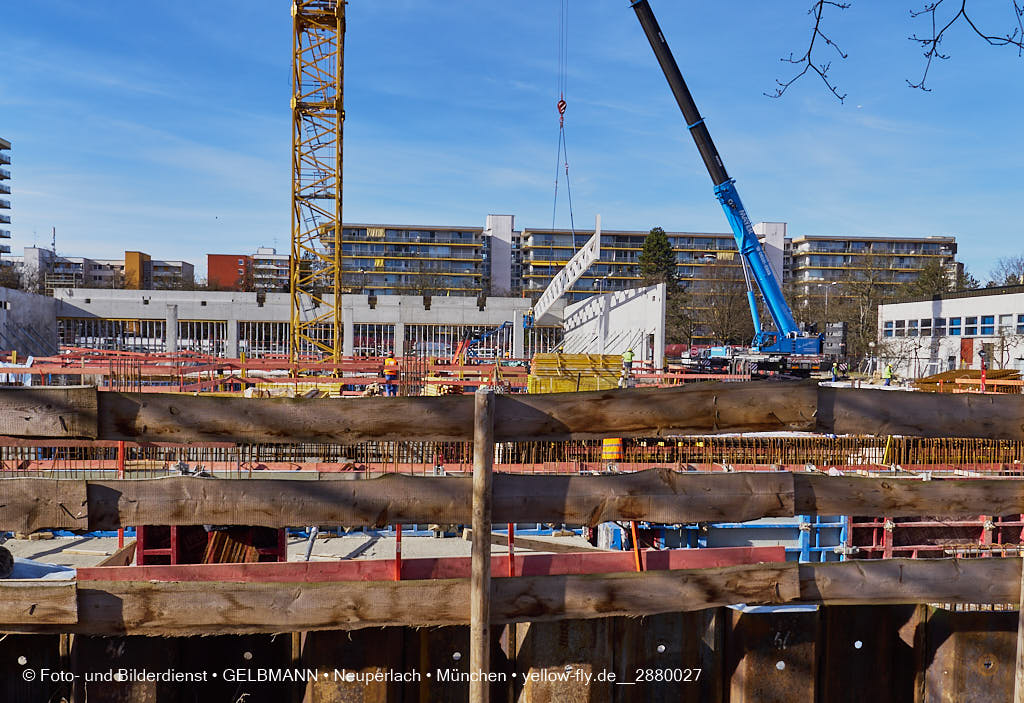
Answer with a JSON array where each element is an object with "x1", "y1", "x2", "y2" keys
[{"x1": 629, "y1": 0, "x2": 821, "y2": 355}]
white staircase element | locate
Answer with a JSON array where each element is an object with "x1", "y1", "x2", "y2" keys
[{"x1": 532, "y1": 215, "x2": 601, "y2": 323}]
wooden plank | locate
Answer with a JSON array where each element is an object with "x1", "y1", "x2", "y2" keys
[
  {"x1": 5, "y1": 382, "x2": 1024, "y2": 443},
  {"x1": 470, "y1": 389, "x2": 495, "y2": 703},
  {"x1": 0, "y1": 478, "x2": 88, "y2": 533},
  {"x1": 0, "y1": 471, "x2": 796, "y2": 531},
  {"x1": 2, "y1": 563, "x2": 798, "y2": 636},
  {"x1": 96, "y1": 539, "x2": 136, "y2": 568},
  {"x1": 0, "y1": 581, "x2": 77, "y2": 625},
  {"x1": 8, "y1": 558, "x2": 1024, "y2": 636},
  {"x1": 12, "y1": 472, "x2": 1024, "y2": 531},
  {"x1": 799, "y1": 557, "x2": 1023, "y2": 605},
  {"x1": 820, "y1": 384, "x2": 1024, "y2": 439},
  {"x1": 794, "y1": 474, "x2": 1024, "y2": 519},
  {"x1": 0, "y1": 386, "x2": 96, "y2": 438}
]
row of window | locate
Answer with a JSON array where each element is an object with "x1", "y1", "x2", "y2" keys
[{"x1": 883, "y1": 314, "x2": 1024, "y2": 337}]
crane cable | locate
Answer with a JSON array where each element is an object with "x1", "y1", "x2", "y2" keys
[{"x1": 550, "y1": 0, "x2": 578, "y2": 251}]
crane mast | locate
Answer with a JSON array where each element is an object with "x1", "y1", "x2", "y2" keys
[{"x1": 629, "y1": 0, "x2": 821, "y2": 355}]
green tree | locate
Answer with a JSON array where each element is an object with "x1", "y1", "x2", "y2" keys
[
  {"x1": 901, "y1": 260, "x2": 952, "y2": 301},
  {"x1": 637, "y1": 227, "x2": 677, "y2": 285}
]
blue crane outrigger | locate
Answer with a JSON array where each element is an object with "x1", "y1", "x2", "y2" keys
[{"x1": 629, "y1": 0, "x2": 824, "y2": 360}]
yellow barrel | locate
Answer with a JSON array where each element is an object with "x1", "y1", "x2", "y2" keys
[{"x1": 602, "y1": 437, "x2": 623, "y2": 461}]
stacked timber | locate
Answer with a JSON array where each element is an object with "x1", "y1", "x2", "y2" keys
[
  {"x1": 528, "y1": 353, "x2": 621, "y2": 393},
  {"x1": 914, "y1": 368, "x2": 1019, "y2": 393}
]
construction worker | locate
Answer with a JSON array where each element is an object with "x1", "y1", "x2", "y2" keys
[
  {"x1": 883, "y1": 363, "x2": 894, "y2": 387},
  {"x1": 383, "y1": 352, "x2": 399, "y2": 397},
  {"x1": 622, "y1": 348, "x2": 634, "y2": 375},
  {"x1": 831, "y1": 361, "x2": 839, "y2": 383}
]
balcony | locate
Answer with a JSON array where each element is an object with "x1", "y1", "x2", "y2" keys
[
  {"x1": 0, "y1": 199, "x2": 9, "y2": 209},
  {"x1": 0, "y1": 153, "x2": 9, "y2": 165},
  {"x1": 0, "y1": 229, "x2": 9, "y2": 239},
  {"x1": 0, "y1": 183, "x2": 9, "y2": 194},
  {"x1": 0, "y1": 244, "x2": 9, "y2": 254},
  {"x1": 0, "y1": 169, "x2": 9, "y2": 180},
  {"x1": 0, "y1": 214, "x2": 10, "y2": 225}
]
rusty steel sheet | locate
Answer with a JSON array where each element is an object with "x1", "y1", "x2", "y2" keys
[{"x1": 726, "y1": 609, "x2": 820, "y2": 703}]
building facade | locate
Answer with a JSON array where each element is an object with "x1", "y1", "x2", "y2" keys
[
  {"x1": 0, "y1": 137, "x2": 11, "y2": 259},
  {"x1": 208, "y1": 247, "x2": 289, "y2": 292},
  {"x1": 10, "y1": 247, "x2": 194, "y2": 294},
  {"x1": 789, "y1": 234, "x2": 958, "y2": 304},
  {"x1": 877, "y1": 284, "x2": 1024, "y2": 378},
  {"x1": 53, "y1": 289, "x2": 563, "y2": 360},
  {"x1": 334, "y1": 223, "x2": 491, "y2": 296},
  {"x1": 208, "y1": 253, "x2": 253, "y2": 291}
]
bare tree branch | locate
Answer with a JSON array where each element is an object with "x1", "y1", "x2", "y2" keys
[
  {"x1": 907, "y1": 0, "x2": 1024, "y2": 90},
  {"x1": 766, "y1": 1, "x2": 851, "y2": 102}
]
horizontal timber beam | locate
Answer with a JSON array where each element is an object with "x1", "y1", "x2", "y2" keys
[
  {"x1": 1, "y1": 558, "x2": 1019, "y2": 636},
  {"x1": 1, "y1": 381, "x2": 1023, "y2": 443},
  {"x1": 4, "y1": 471, "x2": 1024, "y2": 532}
]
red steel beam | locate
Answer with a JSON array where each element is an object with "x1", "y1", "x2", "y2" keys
[{"x1": 76, "y1": 545, "x2": 784, "y2": 583}]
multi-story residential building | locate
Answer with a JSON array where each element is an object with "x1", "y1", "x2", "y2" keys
[
  {"x1": 337, "y1": 223, "x2": 490, "y2": 296},
  {"x1": 208, "y1": 253, "x2": 253, "y2": 291},
  {"x1": 0, "y1": 137, "x2": 11, "y2": 259},
  {"x1": 11, "y1": 247, "x2": 193, "y2": 294},
  {"x1": 252, "y1": 247, "x2": 289, "y2": 292},
  {"x1": 208, "y1": 248, "x2": 290, "y2": 292},
  {"x1": 788, "y1": 234, "x2": 959, "y2": 304},
  {"x1": 519, "y1": 222, "x2": 789, "y2": 303}
]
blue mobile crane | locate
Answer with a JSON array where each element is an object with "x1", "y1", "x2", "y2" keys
[{"x1": 629, "y1": 1, "x2": 825, "y2": 375}]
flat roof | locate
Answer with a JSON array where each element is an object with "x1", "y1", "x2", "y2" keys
[
  {"x1": 0, "y1": 137, "x2": 10, "y2": 150},
  {"x1": 792, "y1": 234, "x2": 956, "y2": 243},
  {"x1": 893, "y1": 283, "x2": 1024, "y2": 305},
  {"x1": 343, "y1": 223, "x2": 483, "y2": 232}
]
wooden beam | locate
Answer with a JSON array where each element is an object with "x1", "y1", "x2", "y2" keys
[
  {"x1": 470, "y1": 389, "x2": 495, "y2": 703},
  {"x1": 0, "y1": 580, "x2": 77, "y2": 625},
  {"x1": 4, "y1": 558, "x2": 1024, "y2": 636},
  {"x1": 2, "y1": 382, "x2": 1024, "y2": 442},
  {"x1": 10, "y1": 471, "x2": 1024, "y2": 532},
  {"x1": 0, "y1": 386, "x2": 96, "y2": 439},
  {"x1": 4, "y1": 562, "x2": 798, "y2": 636}
]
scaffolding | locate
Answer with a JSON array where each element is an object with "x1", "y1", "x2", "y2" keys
[{"x1": 290, "y1": 0, "x2": 344, "y2": 361}]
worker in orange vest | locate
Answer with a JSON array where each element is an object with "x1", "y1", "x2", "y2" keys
[{"x1": 383, "y1": 352, "x2": 399, "y2": 397}]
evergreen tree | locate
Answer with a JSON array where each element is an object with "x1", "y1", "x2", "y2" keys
[
  {"x1": 901, "y1": 260, "x2": 951, "y2": 300},
  {"x1": 637, "y1": 227, "x2": 677, "y2": 285}
]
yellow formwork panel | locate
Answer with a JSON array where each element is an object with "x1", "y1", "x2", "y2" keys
[{"x1": 528, "y1": 353, "x2": 622, "y2": 394}]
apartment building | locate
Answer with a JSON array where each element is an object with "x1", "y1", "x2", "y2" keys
[
  {"x1": 208, "y1": 247, "x2": 289, "y2": 292},
  {"x1": 11, "y1": 247, "x2": 194, "y2": 294},
  {"x1": 520, "y1": 226, "x2": 789, "y2": 303},
  {"x1": 789, "y1": 234, "x2": 958, "y2": 303},
  {"x1": 336, "y1": 223, "x2": 491, "y2": 296},
  {"x1": 0, "y1": 137, "x2": 11, "y2": 258}
]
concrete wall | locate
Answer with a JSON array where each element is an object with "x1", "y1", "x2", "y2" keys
[
  {"x1": 0, "y1": 286, "x2": 58, "y2": 357},
  {"x1": 484, "y1": 214, "x2": 514, "y2": 296},
  {"x1": 561, "y1": 284, "x2": 666, "y2": 368},
  {"x1": 754, "y1": 222, "x2": 786, "y2": 283},
  {"x1": 878, "y1": 290, "x2": 1024, "y2": 378}
]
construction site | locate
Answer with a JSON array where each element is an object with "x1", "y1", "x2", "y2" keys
[{"x1": 2, "y1": 2, "x2": 1024, "y2": 703}]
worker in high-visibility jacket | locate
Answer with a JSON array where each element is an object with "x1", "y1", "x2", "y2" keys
[
  {"x1": 883, "y1": 363, "x2": 894, "y2": 387},
  {"x1": 622, "y1": 348, "x2": 634, "y2": 374},
  {"x1": 602, "y1": 437, "x2": 623, "y2": 465},
  {"x1": 383, "y1": 352, "x2": 399, "y2": 397}
]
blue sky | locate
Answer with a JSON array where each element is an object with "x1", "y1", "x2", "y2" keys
[{"x1": 2, "y1": 0, "x2": 1021, "y2": 279}]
